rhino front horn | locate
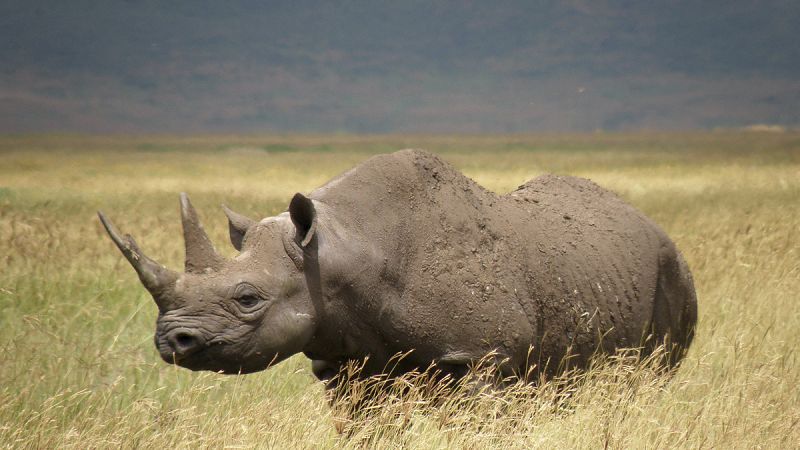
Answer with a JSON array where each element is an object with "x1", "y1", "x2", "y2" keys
[
  {"x1": 97, "y1": 211, "x2": 178, "y2": 306},
  {"x1": 180, "y1": 192, "x2": 224, "y2": 273}
]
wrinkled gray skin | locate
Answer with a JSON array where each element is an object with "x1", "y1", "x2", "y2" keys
[{"x1": 99, "y1": 149, "x2": 697, "y2": 384}]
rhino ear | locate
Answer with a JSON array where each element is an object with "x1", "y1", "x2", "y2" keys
[
  {"x1": 222, "y1": 205, "x2": 256, "y2": 251},
  {"x1": 289, "y1": 193, "x2": 316, "y2": 247}
]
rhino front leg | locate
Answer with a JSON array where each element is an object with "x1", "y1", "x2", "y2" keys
[{"x1": 311, "y1": 359, "x2": 342, "y2": 390}]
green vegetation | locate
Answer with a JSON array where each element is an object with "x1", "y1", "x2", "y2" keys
[{"x1": 1, "y1": 132, "x2": 798, "y2": 448}]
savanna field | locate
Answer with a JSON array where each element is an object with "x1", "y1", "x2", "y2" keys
[{"x1": 0, "y1": 133, "x2": 798, "y2": 449}]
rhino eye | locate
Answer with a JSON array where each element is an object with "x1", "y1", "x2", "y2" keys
[
  {"x1": 236, "y1": 294, "x2": 262, "y2": 309},
  {"x1": 232, "y1": 284, "x2": 265, "y2": 310}
]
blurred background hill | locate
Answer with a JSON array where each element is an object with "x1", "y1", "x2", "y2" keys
[{"x1": 2, "y1": 0, "x2": 798, "y2": 133}]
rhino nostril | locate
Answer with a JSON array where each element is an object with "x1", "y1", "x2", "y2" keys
[
  {"x1": 175, "y1": 333, "x2": 195, "y2": 349},
  {"x1": 168, "y1": 330, "x2": 203, "y2": 355}
]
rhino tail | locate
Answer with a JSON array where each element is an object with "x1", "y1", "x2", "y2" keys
[{"x1": 647, "y1": 244, "x2": 698, "y2": 369}]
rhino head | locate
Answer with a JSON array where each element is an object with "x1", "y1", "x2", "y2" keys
[{"x1": 98, "y1": 193, "x2": 320, "y2": 374}]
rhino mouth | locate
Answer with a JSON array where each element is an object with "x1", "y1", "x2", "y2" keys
[
  {"x1": 157, "y1": 346, "x2": 271, "y2": 374},
  {"x1": 154, "y1": 333, "x2": 272, "y2": 374}
]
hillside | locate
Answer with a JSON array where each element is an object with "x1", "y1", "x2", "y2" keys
[{"x1": 2, "y1": 1, "x2": 798, "y2": 132}]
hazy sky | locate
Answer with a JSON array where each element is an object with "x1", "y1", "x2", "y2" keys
[{"x1": 2, "y1": 1, "x2": 798, "y2": 133}]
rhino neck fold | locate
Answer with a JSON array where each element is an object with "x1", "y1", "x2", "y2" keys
[
  {"x1": 298, "y1": 205, "x2": 389, "y2": 363},
  {"x1": 301, "y1": 239, "x2": 325, "y2": 328},
  {"x1": 297, "y1": 211, "x2": 340, "y2": 358}
]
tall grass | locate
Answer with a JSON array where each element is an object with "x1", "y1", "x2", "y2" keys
[{"x1": 0, "y1": 132, "x2": 798, "y2": 448}]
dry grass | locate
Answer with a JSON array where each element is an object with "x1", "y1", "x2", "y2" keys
[{"x1": 0, "y1": 132, "x2": 798, "y2": 448}]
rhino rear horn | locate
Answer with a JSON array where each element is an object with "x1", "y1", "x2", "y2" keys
[
  {"x1": 97, "y1": 211, "x2": 177, "y2": 307},
  {"x1": 180, "y1": 193, "x2": 224, "y2": 273},
  {"x1": 289, "y1": 193, "x2": 317, "y2": 247},
  {"x1": 222, "y1": 204, "x2": 256, "y2": 251}
]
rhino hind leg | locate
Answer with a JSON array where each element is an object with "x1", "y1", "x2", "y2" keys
[{"x1": 646, "y1": 245, "x2": 698, "y2": 368}]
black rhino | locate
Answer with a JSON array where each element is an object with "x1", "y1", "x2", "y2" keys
[{"x1": 99, "y1": 149, "x2": 697, "y2": 384}]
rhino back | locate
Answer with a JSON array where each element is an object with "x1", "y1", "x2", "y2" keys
[{"x1": 310, "y1": 150, "x2": 682, "y2": 374}]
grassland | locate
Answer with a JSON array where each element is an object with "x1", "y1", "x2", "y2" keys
[{"x1": 0, "y1": 132, "x2": 798, "y2": 448}]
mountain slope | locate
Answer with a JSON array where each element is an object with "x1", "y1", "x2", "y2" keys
[{"x1": 2, "y1": 0, "x2": 798, "y2": 132}]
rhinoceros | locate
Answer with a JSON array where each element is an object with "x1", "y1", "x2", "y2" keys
[{"x1": 99, "y1": 149, "x2": 697, "y2": 384}]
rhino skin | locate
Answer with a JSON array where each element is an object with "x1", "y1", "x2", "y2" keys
[{"x1": 99, "y1": 149, "x2": 697, "y2": 384}]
